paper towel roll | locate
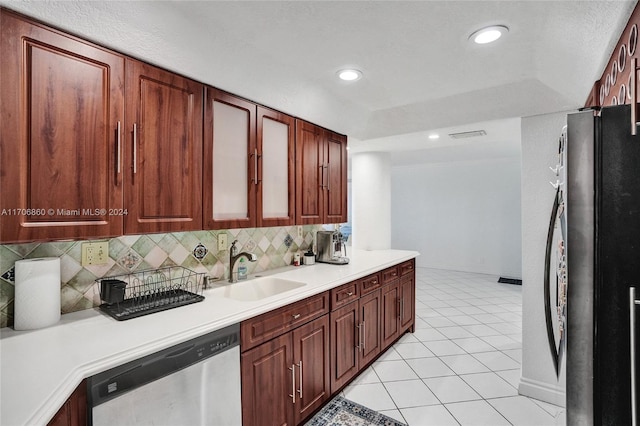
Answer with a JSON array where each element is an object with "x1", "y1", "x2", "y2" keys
[{"x1": 14, "y1": 257, "x2": 61, "y2": 331}]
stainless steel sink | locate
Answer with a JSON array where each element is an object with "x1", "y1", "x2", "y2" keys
[{"x1": 221, "y1": 277, "x2": 306, "y2": 301}]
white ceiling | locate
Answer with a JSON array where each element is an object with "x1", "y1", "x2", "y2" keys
[{"x1": 2, "y1": 0, "x2": 635, "y2": 164}]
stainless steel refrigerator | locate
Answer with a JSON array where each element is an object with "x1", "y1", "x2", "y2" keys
[{"x1": 566, "y1": 104, "x2": 640, "y2": 425}]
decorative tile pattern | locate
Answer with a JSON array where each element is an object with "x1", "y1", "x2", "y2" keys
[
  {"x1": 118, "y1": 250, "x2": 142, "y2": 271},
  {"x1": 1, "y1": 267, "x2": 15, "y2": 284},
  {"x1": 0, "y1": 225, "x2": 324, "y2": 327},
  {"x1": 192, "y1": 243, "x2": 208, "y2": 261}
]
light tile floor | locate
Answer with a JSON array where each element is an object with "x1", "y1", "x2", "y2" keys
[{"x1": 341, "y1": 267, "x2": 566, "y2": 426}]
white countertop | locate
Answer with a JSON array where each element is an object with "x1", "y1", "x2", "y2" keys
[{"x1": 0, "y1": 248, "x2": 418, "y2": 426}]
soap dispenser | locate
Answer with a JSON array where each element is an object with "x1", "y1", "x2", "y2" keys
[{"x1": 238, "y1": 258, "x2": 247, "y2": 280}]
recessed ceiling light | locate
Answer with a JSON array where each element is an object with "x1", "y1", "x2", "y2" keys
[
  {"x1": 469, "y1": 25, "x2": 509, "y2": 44},
  {"x1": 428, "y1": 134, "x2": 440, "y2": 140},
  {"x1": 337, "y1": 69, "x2": 362, "y2": 81}
]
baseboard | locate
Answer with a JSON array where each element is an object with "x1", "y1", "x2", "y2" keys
[{"x1": 519, "y1": 376, "x2": 566, "y2": 407}]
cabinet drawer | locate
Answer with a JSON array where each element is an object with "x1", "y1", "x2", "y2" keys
[
  {"x1": 360, "y1": 273, "x2": 381, "y2": 296},
  {"x1": 331, "y1": 281, "x2": 359, "y2": 310},
  {"x1": 381, "y1": 266, "x2": 400, "y2": 284},
  {"x1": 241, "y1": 292, "x2": 329, "y2": 351},
  {"x1": 400, "y1": 259, "x2": 415, "y2": 276}
]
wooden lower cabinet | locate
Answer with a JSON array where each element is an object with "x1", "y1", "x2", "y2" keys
[
  {"x1": 329, "y1": 300, "x2": 359, "y2": 391},
  {"x1": 241, "y1": 332, "x2": 294, "y2": 426},
  {"x1": 399, "y1": 273, "x2": 415, "y2": 333},
  {"x1": 241, "y1": 260, "x2": 416, "y2": 425},
  {"x1": 292, "y1": 316, "x2": 331, "y2": 424},
  {"x1": 381, "y1": 280, "x2": 400, "y2": 348},
  {"x1": 329, "y1": 289, "x2": 382, "y2": 393},
  {"x1": 241, "y1": 316, "x2": 330, "y2": 426},
  {"x1": 47, "y1": 381, "x2": 87, "y2": 426},
  {"x1": 360, "y1": 290, "x2": 382, "y2": 366}
]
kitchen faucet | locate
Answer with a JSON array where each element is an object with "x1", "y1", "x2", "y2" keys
[{"x1": 229, "y1": 240, "x2": 257, "y2": 283}]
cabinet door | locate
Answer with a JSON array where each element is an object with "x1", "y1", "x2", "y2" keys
[
  {"x1": 292, "y1": 316, "x2": 330, "y2": 424},
  {"x1": 400, "y1": 274, "x2": 415, "y2": 333},
  {"x1": 124, "y1": 59, "x2": 203, "y2": 234},
  {"x1": 241, "y1": 333, "x2": 295, "y2": 426},
  {"x1": 1, "y1": 11, "x2": 124, "y2": 243},
  {"x1": 381, "y1": 281, "x2": 400, "y2": 348},
  {"x1": 324, "y1": 130, "x2": 348, "y2": 224},
  {"x1": 257, "y1": 107, "x2": 295, "y2": 227},
  {"x1": 204, "y1": 88, "x2": 257, "y2": 229},
  {"x1": 295, "y1": 120, "x2": 324, "y2": 224},
  {"x1": 329, "y1": 301, "x2": 359, "y2": 392},
  {"x1": 47, "y1": 380, "x2": 87, "y2": 426},
  {"x1": 359, "y1": 289, "x2": 382, "y2": 366}
]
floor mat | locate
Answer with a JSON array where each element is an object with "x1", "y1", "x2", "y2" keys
[{"x1": 305, "y1": 395, "x2": 406, "y2": 426}]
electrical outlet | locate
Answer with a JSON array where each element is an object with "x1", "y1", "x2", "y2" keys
[
  {"x1": 81, "y1": 241, "x2": 109, "y2": 266},
  {"x1": 217, "y1": 233, "x2": 228, "y2": 251},
  {"x1": 297, "y1": 226, "x2": 303, "y2": 238}
]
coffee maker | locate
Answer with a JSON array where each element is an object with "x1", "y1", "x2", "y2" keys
[{"x1": 316, "y1": 230, "x2": 349, "y2": 265}]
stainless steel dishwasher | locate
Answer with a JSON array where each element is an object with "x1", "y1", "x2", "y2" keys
[{"x1": 87, "y1": 324, "x2": 241, "y2": 426}]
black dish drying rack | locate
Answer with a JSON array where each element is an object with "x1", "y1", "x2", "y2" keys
[{"x1": 97, "y1": 266, "x2": 205, "y2": 321}]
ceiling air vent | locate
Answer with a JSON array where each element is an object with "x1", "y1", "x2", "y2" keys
[{"x1": 448, "y1": 130, "x2": 487, "y2": 139}]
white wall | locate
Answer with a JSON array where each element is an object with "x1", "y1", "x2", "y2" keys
[
  {"x1": 352, "y1": 152, "x2": 391, "y2": 250},
  {"x1": 391, "y1": 157, "x2": 522, "y2": 278},
  {"x1": 519, "y1": 110, "x2": 569, "y2": 406}
]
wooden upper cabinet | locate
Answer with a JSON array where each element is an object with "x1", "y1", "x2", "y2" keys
[
  {"x1": 295, "y1": 120, "x2": 324, "y2": 224},
  {"x1": 295, "y1": 120, "x2": 348, "y2": 225},
  {"x1": 324, "y1": 130, "x2": 348, "y2": 224},
  {"x1": 204, "y1": 88, "x2": 257, "y2": 229},
  {"x1": 257, "y1": 106, "x2": 296, "y2": 227},
  {"x1": 0, "y1": 10, "x2": 125, "y2": 243},
  {"x1": 124, "y1": 59, "x2": 203, "y2": 234}
]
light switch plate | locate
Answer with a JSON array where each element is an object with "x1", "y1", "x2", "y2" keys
[
  {"x1": 81, "y1": 241, "x2": 109, "y2": 266},
  {"x1": 217, "y1": 233, "x2": 228, "y2": 251},
  {"x1": 297, "y1": 226, "x2": 303, "y2": 238}
]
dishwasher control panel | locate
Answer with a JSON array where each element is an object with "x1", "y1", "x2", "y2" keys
[{"x1": 87, "y1": 323, "x2": 240, "y2": 407}]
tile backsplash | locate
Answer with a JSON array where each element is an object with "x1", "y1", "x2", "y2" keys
[{"x1": 0, "y1": 225, "x2": 323, "y2": 328}]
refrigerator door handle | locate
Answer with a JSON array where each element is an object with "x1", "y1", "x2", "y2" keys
[
  {"x1": 632, "y1": 58, "x2": 639, "y2": 136},
  {"x1": 631, "y1": 287, "x2": 640, "y2": 426}
]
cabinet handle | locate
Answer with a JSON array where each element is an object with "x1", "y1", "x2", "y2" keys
[
  {"x1": 289, "y1": 364, "x2": 296, "y2": 404},
  {"x1": 633, "y1": 58, "x2": 639, "y2": 136},
  {"x1": 397, "y1": 297, "x2": 401, "y2": 319},
  {"x1": 133, "y1": 123, "x2": 138, "y2": 174},
  {"x1": 319, "y1": 165, "x2": 325, "y2": 189},
  {"x1": 356, "y1": 323, "x2": 362, "y2": 350},
  {"x1": 631, "y1": 287, "x2": 639, "y2": 426},
  {"x1": 297, "y1": 361, "x2": 303, "y2": 399},
  {"x1": 401, "y1": 297, "x2": 405, "y2": 320},
  {"x1": 292, "y1": 313, "x2": 301, "y2": 320},
  {"x1": 326, "y1": 164, "x2": 330, "y2": 192},
  {"x1": 252, "y1": 149, "x2": 260, "y2": 185},
  {"x1": 347, "y1": 291, "x2": 353, "y2": 296},
  {"x1": 361, "y1": 320, "x2": 366, "y2": 351},
  {"x1": 116, "y1": 121, "x2": 121, "y2": 174},
  {"x1": 372, "y1": 280, "x2": 378, "y2": 285}
]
